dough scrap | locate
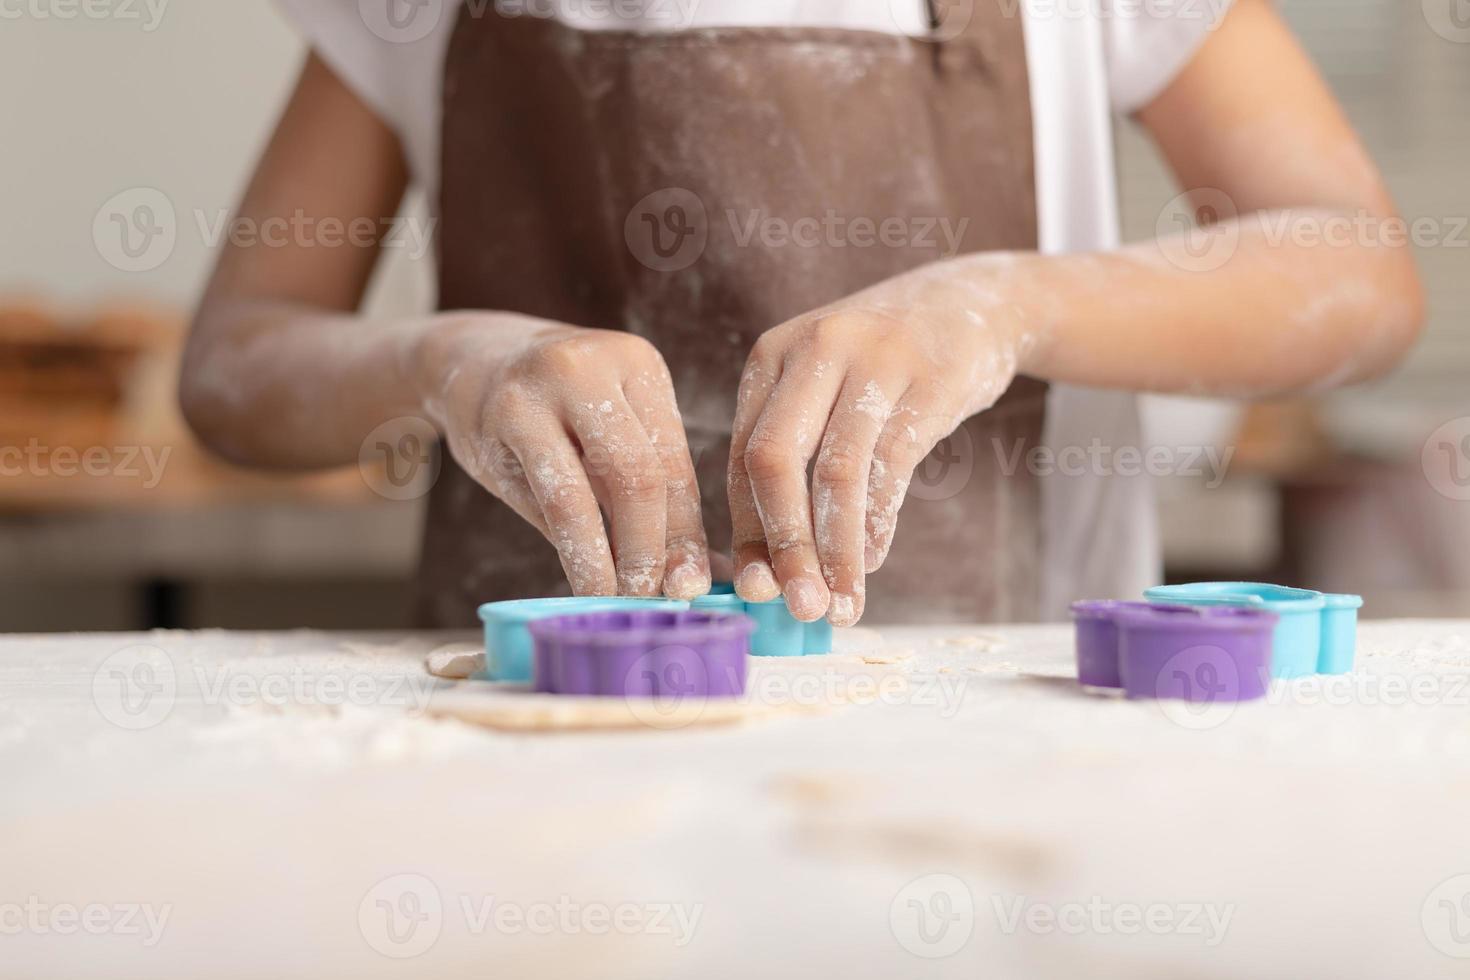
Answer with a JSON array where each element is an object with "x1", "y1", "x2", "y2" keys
[
  {"x1": 861, "y1": 650, "x2": 915, "y2": 665},
  {"x1": 938, "y1": 634, "x2": 1004, "y2": 652},
  {"x1": 425, "y1": 643, "x2": 486, "y2": 680},
  {"x1": 428, "y1": 689, "x2": 786, "y2": 732}
]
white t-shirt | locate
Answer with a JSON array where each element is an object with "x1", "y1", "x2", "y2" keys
[{"x1": 275, "y1": 0, "x2": 1230, "y2": 617}]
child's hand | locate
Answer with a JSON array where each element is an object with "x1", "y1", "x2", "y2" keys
[
  {"x1": 415, "y1": 314, "x2": 710, "y2": 600},
  {"x1": 727, "y1": 265, "x2": 1031, "y2": 626}
]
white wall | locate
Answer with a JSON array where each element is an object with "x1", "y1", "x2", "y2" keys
[{"x1": 0, "y1": 2, "x2": 430, "y2": 315}]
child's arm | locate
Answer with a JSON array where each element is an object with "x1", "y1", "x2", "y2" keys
[
  {"x1": 727, "y1": 0, "x2": 1424, "y2": 625},
  {"x1": 182, "y1": 55, "x2": 711, "y2": 600}
]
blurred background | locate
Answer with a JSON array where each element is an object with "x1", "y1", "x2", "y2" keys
[{"x1": 0, "y1": 1, "x2": 1465, "y2": 631}]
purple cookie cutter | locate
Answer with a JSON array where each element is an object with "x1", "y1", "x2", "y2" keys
[
  {"x1": 528, "y1": 609, "x2": 754, "y2": 698},
  {"x1": 1072, "y1": 601, "x2": 1278, "y2": 702},
  {"x1": 1071, "y1": 600, "x2": 1154, "y2": 687},
  {"x1": 1115, "y1": 604, "x2": 1277, "y2": 702}
]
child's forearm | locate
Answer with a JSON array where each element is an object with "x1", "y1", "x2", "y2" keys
[
  {"x1": 179, "y1": 298, "x2": 454, "y2": 468},
  {"x1": 941, "y1": 208, "x2": 1423, "y2": 398}
]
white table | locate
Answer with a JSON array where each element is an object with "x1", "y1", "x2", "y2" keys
[{"x1": 4, "y1": 620, "x2": 1470, "y2": 978}]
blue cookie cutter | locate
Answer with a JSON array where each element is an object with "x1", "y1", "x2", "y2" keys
[
  {"x1": 693, "y1": 583, "x2": 833, "y2": 657},
  {"x1": 478, "y1": 584, "x2": 836, "y2": 680},
  {"x1": 1319, "y1": 592, "x2": 1365, "y2": 674},
  {"x1": 478, "y1": 597, "x2": 688, "y2": 682},
  {"x1": 1143, "y1": 583, "x2": 1362, "y2": 678}
]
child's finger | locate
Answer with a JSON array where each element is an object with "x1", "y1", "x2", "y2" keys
[
  {"x1": 812, "y1": 372, "x2": 906, "y2": 627},
  {"x1": 565, "y1": 400, "x2": 668, "y2": 597},
  {"x1": 623, "y1": 377, "x2": 711, "y2": 601},
  {"x1": 741, "y1": 353, "x2": 846, "y2": 622},
  {"x1": 515, "y1": 429, "x2": 619, "y2": 597},
  {"x1": 864, "y1": 396, "x2": 953, "y2": 573},
  {"x1": 727, "y1": 350, "x2": 781, "y2": 603},
  {"x1": 456, "y1": 434, "x2": 550, "y2": 537}
]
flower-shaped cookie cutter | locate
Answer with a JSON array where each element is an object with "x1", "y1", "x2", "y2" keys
[{"x1": 528, "y1": 609, "x2": 754, "y2": 698}]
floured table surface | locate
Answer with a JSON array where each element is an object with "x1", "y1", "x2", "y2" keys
[{"x1": 3, "y1": 620, "x2": 1470, "y2": 978}]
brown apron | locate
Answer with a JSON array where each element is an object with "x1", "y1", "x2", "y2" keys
[{"x1": 417, "y1": 4, "x2": 1046, "y2": 626}]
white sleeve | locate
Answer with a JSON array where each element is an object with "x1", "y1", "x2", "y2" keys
[
  {"x1": 1102, "y1": 0, "x2": 1234, "y2": 115},
  {"x1": 271, "y1": 0, "x2": 457, "y2": 187}
]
